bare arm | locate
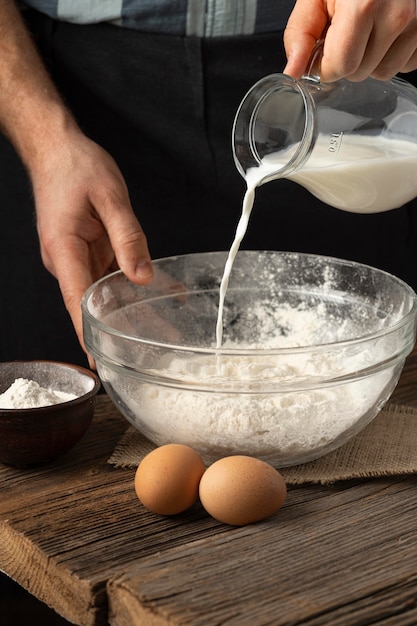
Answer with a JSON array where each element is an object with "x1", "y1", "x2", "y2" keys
[
  {"x1": 0, "y1": 1, "x2": 153, "y2": 357},
  {"x1": 283, "y1": 0, "x2": 417, "y2": 82}
]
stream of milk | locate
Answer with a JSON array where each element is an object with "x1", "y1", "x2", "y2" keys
[{"x1": 215, "y1": 184, "x2": 255, "y2": 349}]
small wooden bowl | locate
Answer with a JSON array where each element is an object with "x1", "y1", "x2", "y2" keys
[{"x1": 0, "y1": 361, "x2": 100, "y2": 467}]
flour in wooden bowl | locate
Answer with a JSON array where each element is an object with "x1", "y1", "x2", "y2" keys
[{"x1": 0, "y1": 378, "x2": 76, "y2": 409}]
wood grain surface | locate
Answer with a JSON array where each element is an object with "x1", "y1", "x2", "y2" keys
[
  {"x1": 108, "y1": 476, "x2": 417, "y2": 625},
  {"x1": 1, "y1": 345, "x2": 417, "y2": 626}
]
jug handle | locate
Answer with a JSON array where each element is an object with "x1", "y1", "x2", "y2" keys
[{"x1": 303, "y1": 24, "x2": 329, "y2": 82}]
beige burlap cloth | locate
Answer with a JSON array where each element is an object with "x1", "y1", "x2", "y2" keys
[{"x1": 108, "y1": 402, "x2": 417, "y2": 484}]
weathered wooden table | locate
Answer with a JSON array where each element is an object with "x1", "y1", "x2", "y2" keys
[{"x1": 1, "y1": 346, "x2": 417, "y2": 626}]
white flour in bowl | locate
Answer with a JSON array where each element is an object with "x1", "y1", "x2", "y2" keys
[
  {"x1": 112, "y1": 301, "x2": 397, "y2": 465},
  {"x1": 119, "y1": 352, "x2": 395, "y2": 465},
  {"x1": 0, "y1": 378, "x2": 76, "y2": 409}
]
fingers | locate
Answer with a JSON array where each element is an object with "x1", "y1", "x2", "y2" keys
[
  {"x1": 53, "y1": 211, "x2": 153, "y2": 362},
  {"x1": 283, "y1": 0, "x2": 329, "y2": 78},
  {"x1": 370, "y1": 21, "x2": 417, "y2": 80},
  {"x1": 284, "y1": 0, "x2": 417, "y2": 82},
  {"x1": 283, "y1": 29, "x2": 319, "y2": 79},
  {"x1": 103, "y1": 202, "x2": 154, "y2": 284},
  {"x1": 40, "y1": 234, "x2": 96, "y2": 356},
  {"x1": 84, "y1": 156, "x2": 154, "y2": 286},
  {"x1": 320, "y1": 2, "x2": 417, "y2": 82},
  {"x1": 402, "y1": 47, "x2": 417, "y2": 72}
]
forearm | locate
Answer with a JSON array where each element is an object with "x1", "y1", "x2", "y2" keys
[{"x1": 0, "y1": 1, "x2": 79, "y2": 173}]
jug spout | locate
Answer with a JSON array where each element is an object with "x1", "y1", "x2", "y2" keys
[{"x1": 232, "y1": 73, "x2": 317, "y2": 185}]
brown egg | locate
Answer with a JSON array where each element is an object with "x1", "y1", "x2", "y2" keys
[
  {"x1": 199, "y1": 455, "x2": 286, "y2": 526},
  {"x1": 134, "y1": 443, "x2": 206, "y2": 515}
]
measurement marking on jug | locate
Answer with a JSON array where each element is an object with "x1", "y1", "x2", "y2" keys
[{"x1": 328, "y1": 132, "x2": 343, "y2": 155}]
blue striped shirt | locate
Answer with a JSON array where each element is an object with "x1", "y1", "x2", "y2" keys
[{"x1": 21, "y1": 1, "x2": 296, "y2": 36}]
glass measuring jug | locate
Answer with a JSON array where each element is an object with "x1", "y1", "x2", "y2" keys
[{"x1": 233, "y1": 56, "x2": 417, "y2": 213}]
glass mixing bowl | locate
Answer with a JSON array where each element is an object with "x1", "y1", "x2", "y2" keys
[{"x1": 82, "y1": 251, "x2": 417, "y2": 467}]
